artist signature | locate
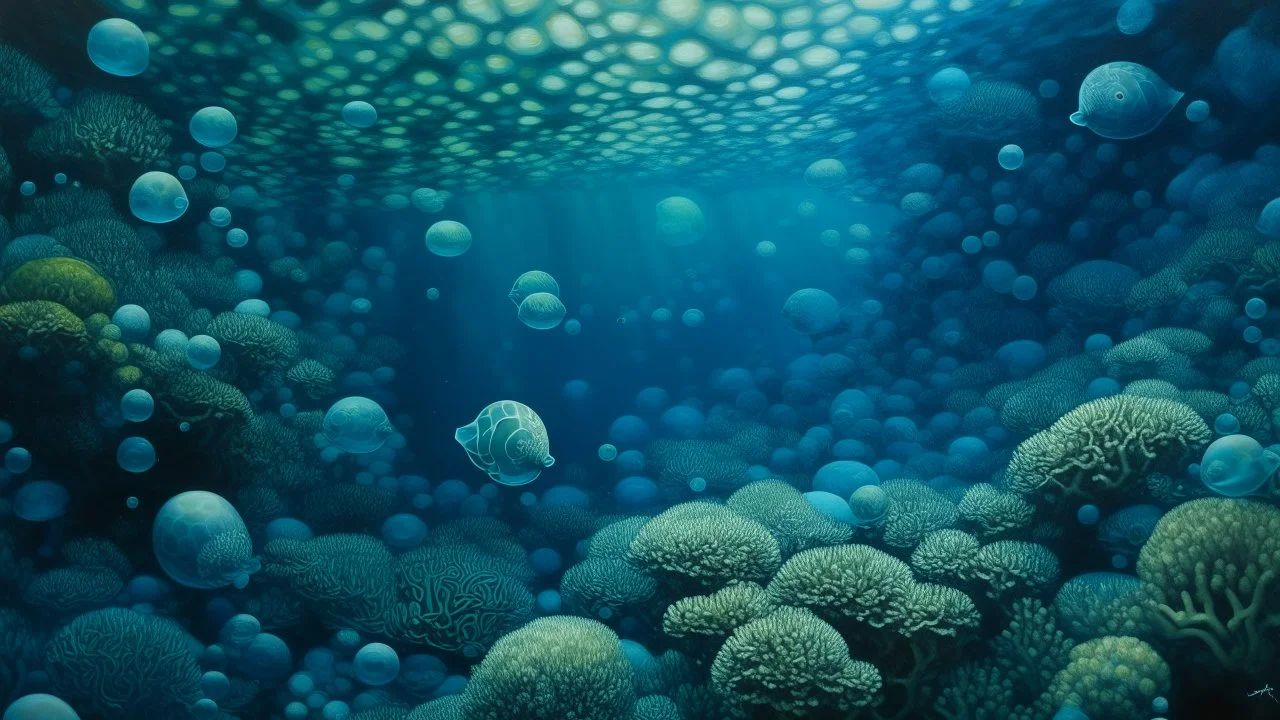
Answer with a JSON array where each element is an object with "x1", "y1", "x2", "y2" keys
[{"x1": 1249, "y1": 684, "x2": 1278, "y2": 702}]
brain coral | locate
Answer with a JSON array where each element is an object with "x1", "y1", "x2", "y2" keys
[
  {"x1": 1006, "y1": 395, "x2": 1211, "y2": 507},
  {"x1": 710, "y1": 606, "x2": 881, "y2": 717},
  {"x1": 260, "y1": 534, "x2": 400, "y2": 637},
  {"x1": 460, "y1": 616, "x2": 635, "y2": 720},
  {"x1": 392, "y1": 543, "x2": 534, "y2": 657},
  {"x1": 44, "y1": 607, "x2": 202, "y2": 720}
]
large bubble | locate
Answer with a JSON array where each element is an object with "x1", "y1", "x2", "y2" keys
[
  {"x1": 783, "y1": 288, "x2": 841, "y2": 335},
  {"x1": 153, "y1": 490, "x2": 259, "y2": 590},
  {"x1": 1199, "y1": 434, "x2": 1280, "y2": 497},
  {"x1": 190, "y1": 106, "x2": 239, "y2": 148},
  {"x1": 87, "y1": 18, "x2": 149, "y2": 77},
  {"x1": 129, "y1": 172, "x2": 189, "y2": 224},
  {"x1": 655, "y1": 196, "x2": 705, "y2": 246},
  {"x1": 322, "y1": 396, "x2": 396, "y2": 454},
  {"x1": 425, "y1": 220, "x2": 472, "y2": 257},
  {"x1": 518, "y1": 292, "x2": 567, "y2": 330}
]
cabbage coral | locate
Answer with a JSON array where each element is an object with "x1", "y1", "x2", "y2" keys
[
  {"x1": 710, "y1": 606, "x2": 881, "y2": 717},
  {"x1": 1137, "y1": 497, "x2": 1280, "y2": 671}
]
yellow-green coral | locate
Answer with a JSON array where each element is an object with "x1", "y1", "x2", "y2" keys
[
  {"x1": 1, "y1": 257, "x2": 115, "y2": 318},
  {"x1": 1045, "y1": 636, "x2": 1170, "y2": 720},
  {"x1": 0, "y1": 300, "x2": 89, "y2": 356}
]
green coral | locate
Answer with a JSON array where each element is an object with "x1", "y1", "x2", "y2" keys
[
  {"x1": 957, "y1": 483, "x2": 1035, "y2": 538},
  {"x1": 45, "y1": 608, "x2": 203, "y2": 720},
  {"x1": 710, "y1": 606, "x2": 881, "y2": 717},
  {"x1": 1045, "y1": 636, "x2": 1170, "y2": 720},
  {"x1": 767, "y1": 544, "x2": 913, "y2": 628},
  {"x1": 726, "y1": 479, "x2": 851, "y2": 557},
  {"x1": 910, "y1": 529, "x2": 980, "y2": 584},
  {"x1": 206, "y1": 312, "x2": 300, "y2": 377},
  {"x1": 971, "y1": 540, "x2": 1059, "y2": 601},
  {"x1": 1052, "y1": 572, "x2": 1149, "y2": 642},
  {"x1": 149, "y1": 370, "x2": 253, "y2": 427},
  {"x1": 1005, "y1": 395, "x2": 1211, "y2": 507},
  {"x1": 879, "y1": 479, "x2": 959, "y2": 548},
  {"x1": 632, "y1": 695, "x2": 681, "y2": 720},
  {"x1": 586, "y1": 516, "x2": 650, "y2": 561},
  {"x1": 0, "y1": 300, "x2": 89, "y2": 357},
  {"x1": 459, "y1": 616, "x2": 635, "y2": 720},
  {"x1": 28, "y1": 91, "x2": 171, "y2": 184},
  {"x1": 0, "y1": 45, "x2": 58, "y2": 116},
  {"x1": 287, "y1": 358, "x2": 337, "y2": 400},
  {"x1": 663, "y1": 581, "x2": 776, "y2": 639},
  {"x1": 628, "y1": 502, "x2": 781, "y2": 592},
  {"x1": 1137, "y1": 497, "x2": 1280, "y2": 671},
  {"x1": 1, "y1": 257, "x2": 115, "y2": 318},
  {"x1": 560, "y1": 557, "x2": 658, "y2": 621}
]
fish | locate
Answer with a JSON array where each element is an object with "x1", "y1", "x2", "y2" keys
[{"x1": 1070, "y1": 61, "x2": 1184, "y2": 140}]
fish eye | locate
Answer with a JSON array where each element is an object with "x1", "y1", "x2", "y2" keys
[{"x1": 1114, "y1": 91, "x2": 1125, "y2": 100}]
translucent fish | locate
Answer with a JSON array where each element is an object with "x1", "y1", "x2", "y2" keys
[
  {"x1": 456, "y1": 400, "x2": 555, "y2": 486},
  {"x1": 1070, "y1": 61, "x2": 1184, "y2": 140}
]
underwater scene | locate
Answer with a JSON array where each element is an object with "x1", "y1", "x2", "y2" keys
[{"x1": 2, "y1": 0, "x2": 1280, "y2": 718}]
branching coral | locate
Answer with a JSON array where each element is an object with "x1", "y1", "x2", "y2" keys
[
  {"x1": 957, "y1": 483, "x2": 1035, "y2": 538},
  {"x1": 1053, "y1": 572, "x2": 1150, "y2": 642},
  {"x1": 663, "y1": 581, "x2": 776, "y2": 639},
  {"x1": 28, "y1": 91, "x2": 171, "y2": 183},
  {"x1": 206, "y1": 312, "x2": 300, "y2": 377},
  {"x1": 971, "y1": 540, "x2": 1060, "y2": 601},
  {"x1": 460, "y1": 617, "x2": 635, "y2": 719},
  {"x1": 561, "y1": 557, "x2": 658, "y2": 621},
  {"x1": 0, "y1": 45, "x2": 59, "y2": 116},
  {"x1": 629, "y1": 502, "x2": 781, "y2": 592},
  {"x1": 879, "y1": 479, "x2": 958, "y2": 549},
  {"x1": 1005, "y1": 395, "x2": 1211, "y2": 508},
  {"x1": 710, "y1": 606, "x2": 881, "y2": 717},
  {"x1": 726, "y1": 479, "x2": 851, "y2": 557},
  {"x1": 910, "y1": 529, "x2": 980, "y2": 584}
]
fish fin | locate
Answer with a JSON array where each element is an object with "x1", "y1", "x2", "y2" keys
[
  {"x1": 543, "y1": 455, "x2": 556, "y2": 468},
  {"x1": 1069, "y1": 111, "x2": 1087, "y2": 127}
]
